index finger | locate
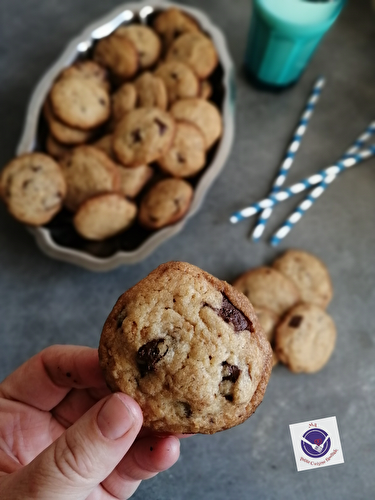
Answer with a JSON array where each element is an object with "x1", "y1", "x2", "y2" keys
[{"x1": 0, "y1": 345, "x2": 107, "y2": 411}]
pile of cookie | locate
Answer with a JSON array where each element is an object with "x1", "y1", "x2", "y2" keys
[
  {"x1": 233, "y1": 249, "x2": 336, "y2": 373},
  {"x1": 0, "y1": 8, "x2": 223, "y2": 241}
]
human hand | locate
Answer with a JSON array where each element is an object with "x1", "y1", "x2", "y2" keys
[{"x1": 0, "y1": 345, "x2": 181, "y2": 499}]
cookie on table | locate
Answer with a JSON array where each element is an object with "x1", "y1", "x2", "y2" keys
[
  {"x1": 59, "y1": 145, "x2": 120, "y2": 212},
  {"x1": 139, "y1": 178, "x2": 193, "y2": 229},
  {"x1": 166, "y1": 32, "x2": 218, "y2": 79},
  {"x1": 73, "y1": 193, "x2": 137, "y2": 240},
  {"x1": 154, "y1": 61, "x2": 199, "y2": 105},
  {"x1": 254, "y1": 308, "x2": 279, "y2": 367},
  {"x1": 117, "y1": 25, "x2": 161, "y2": 70},
  {"x1": 113, "y1": 107, "x2": 175, "y2": 167},
  {"x1": 50, "y1": 76, "x2": 110, "y2": 130},
  {"x1": 200, "y1": 80, "x2": 213, "y2": 100},
  {"x1": 275, "y1": 303, "x2": 336, "y2": 373},
  {"x1": 43, "y1": 99, "x2": 94, "y2": 145},
  {"x1": 170, "y1": 98, "x2": 222, "y2": 150},
  {"x1": 59, "y1": 60, "x2": 110, "y2": 92},
  {"x1": 45, "y1": 134, "x2": 72, "y2": 159},
  {"x1": 0, "y1": 153, "x2": 66, "y2": 226},
  {"x1": 153, "y1": 7, "x2": 200, "y2": 49},
  {"x1": 134, "y1": 72, "x2": 167, "y2": 110},
  {"x1": 117, "y1": 164, "x2": 153, "y2": 199},
  {"x1": 158, "y1": 121, "x2": 205, "y2": 178},
  {"x1": 111, "y1": 83, "x2": 137, "y2": 125},
  {"x1": 233, "y1": 267, "x2": 300, "y2": 317},
  {"x1": 99, "y1": 261, "x2": 272, "y2": 434},
  {"x1": 273, "y1": 249, "x2": 333, "y2": 308},
  {"x1": 93, "y1": 31, "x2": 138, "y2": 81}
]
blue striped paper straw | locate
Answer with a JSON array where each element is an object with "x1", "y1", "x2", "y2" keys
[
  {"x1": 270, "y1": 121, "x2": 375, "y2": 246},
  {"x1": 251, "y1": 76, "x2": 326, "y2": 242},
  {"x1": 230, "y1": 146, "x2": 375, "y2": 224}
]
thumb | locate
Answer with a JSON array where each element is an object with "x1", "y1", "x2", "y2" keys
[{"x1": 4, "y1": 393, "x2": 143, "y2": 500}]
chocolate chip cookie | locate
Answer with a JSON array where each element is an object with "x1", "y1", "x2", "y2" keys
[
  {"x1": 275, "y1": 303, "x2": 336, "y2": 373},
  {"x1": 117, "y1": 25, "x2": 161, "y2": 70},
  {"x1": 134, "y1": 72, "x2": 167, "y2": 110},
  {"x1": 138, "y1": 178, "x2": 193, "y2": 229},
  {"x1": 158, "y1": 121, "x2": 206, "y2": 178},
  {"x1": 73, "y1": 193, "x2": 137, "y2": 240},
  {"x1": 60, "y1": 60, "x2": 110, "y2": 92},
  {"x1": 93, "y1": 31, "x2": 138, "y2": 81},
  {"x1": 0, "y1": 153, "x2": 66, "y2": 225},
  {"x1": 111, "y1": 83, "x2": 137, "y2": 125},
  {"x1": 153, "y1": 7, "x2": 200, "y2": 49},
  {"x1": 99, "y1": 261, "x2": 272, "y2": 434},
  {"x1": 273, "y1": 249, "x2": 333, "y2": 308},
  {"x1": 233, "y1": 267, "x2": 301, "y2": 317},
  {"x1": 113, "y1": 107, "x2": 175, "y2": 167},
  {"x1": 117, "y1": 164, "x2": 153, "y2": 199},
  {"x1": 154, "y1": 61, "x2": 199, "y2": 105}
]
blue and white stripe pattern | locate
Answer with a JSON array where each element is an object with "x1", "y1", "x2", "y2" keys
[
  {"x1": 251, "y1": 76, "x2": 326, "y2": 241},
  {"x1": 270, "y1": 121, "x2": 375, "y2": 246},
  {"x1": 230, "y1": 146, "x2": 375, "y2": 224}
]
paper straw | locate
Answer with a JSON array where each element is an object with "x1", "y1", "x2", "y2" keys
[
  {"x1": 251, "y1": 76, "x2": 326, "y2": 242},
  {"x1": 270, "y1": 121, "x2": 375, "y2": 246},
  {"x1": 230, "y1": 146, "x2": 375, "y2": 224}
]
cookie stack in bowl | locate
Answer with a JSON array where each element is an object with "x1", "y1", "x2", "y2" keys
[
  {"x1": 233, "y1": 250, "x2": 336, "y2": 374},
  {"x1": 0, "y1": 8, "x2": 223, "y2": 241}
]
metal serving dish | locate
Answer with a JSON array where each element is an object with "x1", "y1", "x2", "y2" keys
[{"x1": 17, "y1": 0, "x2": 235, "y2": 271}]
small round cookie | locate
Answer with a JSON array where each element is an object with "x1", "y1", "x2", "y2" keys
[
  {"x1": 60, "y1": 60, "x2": 110, "y2": 92},
  {"x1": 273, "y1": 250, "x2": 333, "y2": 308},
  {"x1": 117, "y1": 164, "x2": 153, "y2": 198},
  {"x1": 170, "y1": 98, "x2": 222, "y2": 150},
  {"x1": 233, "y1": 267, "x2": 301, "y2": 317},
  {"x1": 99, "y1": 261, "x2": 272, "y2": 434},
  {"x1": 166, "y1": 32, "x2": 218, "y2": 79},
  {"x1": 92, "y1": 134, "x2": 115, "y2": 160},
  {"x1": 73, "y1": 193, "x2": 137, "y2": 240},
  {"x1": 117, "y1": 25, "x2": 161, "y2": 69},
  {"x1": 50, "y1": 77, "x2": 110, "y2": 130},
  {"x1": 153, "y1": 8, "x2": 200, "y2": 49},
  {"x1": 113, "y1": 107, "x2": 175, "y2": 167},
  {"x1": 0, "y1": 153, "x2": 66, "y2": 226},
  {"x1": 45, "y1": 134, "x2": 72, "y2": 159},
  {"x1": 154, "y1": 61, "x2": 199, "y2": 105},
  {"x1": 139, "y1": 178, "x2": 193, "y2": 229},
  {"x1": 275, "y1": 303, "x2": 336, "y2": 373},
  {"x1": 111, "y1": 83, "x2": 137, "y2": 124},
  {"x1": 158, "y1": 121, "x2": 205, "y2": 178},
  {"x1": 93, "y1": 32, "x2": 138, "y2": 81},
  {"x1": 134, "y1": 72, "x2": 167, "y2": 110},
  {"x1": 254, "y1": 308, "x2": 279, "y2": 367},
  {"x1": 200, "y1": 80, "x2": 213, "y2": 100},
  {"x1": 43, "y1": 99, "x2": 93, "y2": 145},
  {"x1": 59, "y1": 145, "x2": 120, "y2": 212}
]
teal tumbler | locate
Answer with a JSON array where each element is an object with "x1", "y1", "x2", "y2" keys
[{"x1": 245, "y1": 0, "x2": 346, "y2": 89}]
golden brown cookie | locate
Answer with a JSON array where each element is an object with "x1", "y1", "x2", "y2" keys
[
  {"x1": 45, "y1": 134, "x2": 72, "y2": 159},
  {"x1": 170, "y1": 98, "x2": 222, "y2": 150},
  {"x1": 153, "y1": 8, "x2": 200, "y2": 49},
  {"x1": 59, "y1": 145, "x2": 120, "y2": 212},
  {"x1": 111, "y1": 83, "x2": 137, "y2": 125},
  {"x1": 0, "y1": 153, "x2": 66, "y2": 226},
  {"x1": 117, "y1": 25, "x2": 161, "y2": 69},
  {"x1": 233, "y1": 267, "x2": 301, "y2": 317},
  {"x1": 139, "y1": 178, "x2": 193, "y2": 229},
  {"x1": 158, "y1": 121, "x2": 205, "y2": 178},
  {"x1": 59, "y1": 60, "x2": 110, "y2": 92},
  {"x1": 93, "y1": 32, "x2": 138, "y2": 81},
  {"x1": 166, "y1": 32, "x2": 218, "y2": 79},
  {"x1": 117, "y1": 164, "x2": 153, "y2": 198},
  {"x1": 154, "y1": 61, "x2": 199, "y2": 105},
  {"x1": 134, "y1": 72, "x2": 167, "y2": 110},
  {"x1": 113, "y1": 107, "x2": 175, "y2": 167},
  {"x1": 50, "y1": 76, "x2": 110, "y2": 130},
  {"x1": 73, "y1": 193, "x2": 137, "y2": 240},
  {"x1": 275, "y1": 303, "x2": 336, "y2": 373},
  {"x1": 273, "y1": 250, "x2": 333, "y2": 308},
  {"x1": 43, "y1": 99, "x2": 94, "y2": 145},
  {"x1": 99, "y1": 261, "x2": 272, "y2": 434}
]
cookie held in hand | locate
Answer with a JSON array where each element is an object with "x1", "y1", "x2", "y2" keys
[{"x1": 99, "y1": 262, "x2": 272, "y2": 434}]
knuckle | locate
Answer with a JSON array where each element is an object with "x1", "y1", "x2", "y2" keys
[{"x1": 53, "y1": 431, "x2": 95, "y2": 483}]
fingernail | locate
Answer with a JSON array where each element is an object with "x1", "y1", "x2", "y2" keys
[{"x1": 97, "y1": 394, "x2": 134, "y2": 440}]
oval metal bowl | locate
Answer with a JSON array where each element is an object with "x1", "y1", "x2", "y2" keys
[{"x1": 17, "y1": 0, "x2": 235, "y2": 271}]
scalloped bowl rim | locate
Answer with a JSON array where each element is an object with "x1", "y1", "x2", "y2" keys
[{"x1": 17, "y1": 0, "x2": 235, "y2": 271}]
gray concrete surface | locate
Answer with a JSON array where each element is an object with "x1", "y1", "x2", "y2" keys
[{"x1": 1, "y1": 0, "x2": 374, "y2": 498}]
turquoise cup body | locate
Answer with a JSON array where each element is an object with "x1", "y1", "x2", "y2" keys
[{"x1": 245, "y1": 0, "x2": 345, "y2": 88}]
